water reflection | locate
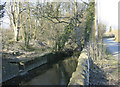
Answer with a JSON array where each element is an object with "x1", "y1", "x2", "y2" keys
[
  {"x1": 21, "y1": 56, "x2": 77, "y2": 85},
  {"x1": 23, "y1": 68, "x2": 61, "y2": 85},
  {"x1": 3, "y1": 56, "x2": 78, "y2": 86}
]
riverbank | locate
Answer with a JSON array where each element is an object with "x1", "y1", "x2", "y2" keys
[
  {"x1": 2, "y1": 50, "x2": 51, "y2": 82},
  {"x1": 2, "y1": 43, "x2": 81, "y2": 85},
  {"x1": 68, "y1": 47, "x2": 89, "y2": 85},
  {"x1": 2, "y1": 49, "x2": 79, "y2": 86}
]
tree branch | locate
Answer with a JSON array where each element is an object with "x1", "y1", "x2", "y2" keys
[{"x1": 42, "y1": 15, "x2": 70, "y2": 24}]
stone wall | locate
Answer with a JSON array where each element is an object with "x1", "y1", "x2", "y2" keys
[{"x1": 68, "y1": 47, "x2": 89, "y2": 86}]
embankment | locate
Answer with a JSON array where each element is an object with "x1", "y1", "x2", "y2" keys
[
  {"x1": 68, "y1": 47, "x2": 89, "y2": 85},
  {"x1": 2, "y1": 50, "x2": 73, "y2": 83}
]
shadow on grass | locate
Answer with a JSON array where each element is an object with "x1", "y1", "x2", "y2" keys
[{"x1": 89, "y1": 58, "x2": 109, "y2": 85}]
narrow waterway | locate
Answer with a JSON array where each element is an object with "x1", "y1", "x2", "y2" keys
[{"x1": 3, "y1": 55, "x2": 78, "y2": 86}]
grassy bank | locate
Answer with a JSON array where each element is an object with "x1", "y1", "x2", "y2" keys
[{"x1": 89, "y1": 44, "x2": 119, "y2": 85}]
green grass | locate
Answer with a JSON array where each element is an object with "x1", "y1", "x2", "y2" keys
[
  {"x1": 105, "y1": 49, "x2": 111, "y2": 55},
  {"x1": 90, "y1": 42, "x2": 119, "y2": 85}
]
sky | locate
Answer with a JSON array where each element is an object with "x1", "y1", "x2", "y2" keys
[
  {"x1": 0, "y1": 0, "x2": 119, "y2": 30},
  {"x1": 98, "y1": 0, "x2": 119, "y2": 30}
]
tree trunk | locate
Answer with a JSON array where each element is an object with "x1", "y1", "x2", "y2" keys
[
  {"x1": 33, "y1": 19, "x2": 37, "y2": 40},
  {"x1": 13, "y1": 25, "x2": 20, "y2": 41},
  {"x1": 10, "y1": 1, "x2": 21, "y2": 41}
]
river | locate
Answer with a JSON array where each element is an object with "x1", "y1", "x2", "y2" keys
[{"x1": 3, "y1": 55, "x2": 78, "y2": 86}]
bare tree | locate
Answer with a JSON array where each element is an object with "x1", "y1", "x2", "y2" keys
[{"x1": 5, "y1": 1, "x2": 24, "y2": 41}]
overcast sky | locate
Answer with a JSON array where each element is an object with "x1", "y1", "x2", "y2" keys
[
  {"x1": 98, "y1": 0, "x2": 118, "y2": 30},
  {"x1": 0, "y1": 0, "x2": 119, "y2": 30}
]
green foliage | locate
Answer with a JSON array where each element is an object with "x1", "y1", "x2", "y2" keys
[
  {"x1": 55, "y1": 34, "x2": 68, "y2": 51},
  {"x1": 64, "y1": 24, "x2": 74, "y2": 35},
  {"x1": 84, "y1": 2, "x2": 95, "y2": 42},
  {"x1": 54, "y1": 2, "x2": 95, "y2": 52},
  {"x1": 23, "y1": 25, "x2": 30, "y2": 48},
  {"x1": 5, "y1": 2, "x2": 95, "y2": 53},
  {"x1": 55, "y1": 23, "x2": 75, "y2": 51},
  {"x1": 98, "y1": 23, "x2": 106, "y2": 39}
]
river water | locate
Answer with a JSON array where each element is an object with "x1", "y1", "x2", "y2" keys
[{"x1": 3, "y1": 55, "x2": 78, "y2": 86}]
